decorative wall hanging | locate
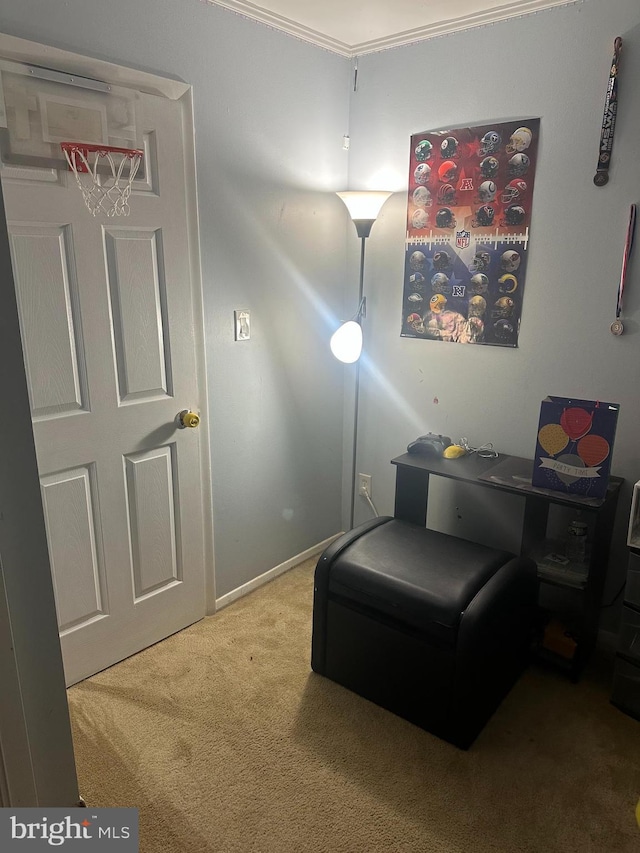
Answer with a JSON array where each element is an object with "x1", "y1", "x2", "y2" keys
[
  {"x1": 593, "y1": 37, "x2": 622, "y2": 187},
  {"x1": 532, "y1": 397, "x2": 619, "y2": 500},
  {"x1": 401, "y1": 118, "x2": 540, "y2": 347}
]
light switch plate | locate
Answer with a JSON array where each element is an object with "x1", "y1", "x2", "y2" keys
[{"x1": 234, "y1": 309, "x2": 250, "y2": 341}]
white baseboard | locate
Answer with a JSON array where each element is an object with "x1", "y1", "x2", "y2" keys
[{"x1": 215, "y1": 533, "x2": 343, "y2": 611}]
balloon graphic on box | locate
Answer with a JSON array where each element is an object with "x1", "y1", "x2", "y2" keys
[
  {"x1": 577, "y1": 434, "x2": 610, "y2": 468},
  {"x1": 560, "y1": 407, "x2": 593, "y2": 440},
  {"x1": 537, "y1": 423, "x2": 569, "y2": 457},
  {"x1": 532, "y1": 397, "x2": 620, "y2": 498},
  {"x1": 555, "y1": 453, "x2": 584, "y2": 485}
]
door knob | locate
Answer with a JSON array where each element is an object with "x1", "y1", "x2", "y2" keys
[{"x1": 177, "y1": 409, "x2": 200, "y2": 429}]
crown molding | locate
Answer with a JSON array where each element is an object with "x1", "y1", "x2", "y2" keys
[
  {"x1": 204, "y1": 0, "x2": 579, "y2": 57},
  {"x1": 203, "y1": 0, "x2": 352, "y2": 56}
]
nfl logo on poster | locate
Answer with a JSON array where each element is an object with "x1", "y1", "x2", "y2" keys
[{"x1": 456, "y1": 230, "x2": 470, "y2": 249}]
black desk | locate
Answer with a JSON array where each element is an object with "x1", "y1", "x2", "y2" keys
[{"x1": 391, "y1": 451, "x2": 623, "y2": 680}]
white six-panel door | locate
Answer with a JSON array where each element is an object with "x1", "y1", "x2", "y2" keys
[{"x1": 2, "y1": 91, "x2": 207, "y2": 685}]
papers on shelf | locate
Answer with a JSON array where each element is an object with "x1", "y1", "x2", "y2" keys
[{"x1": 533, "y1": 540, "x2": 589, "y2": 588}]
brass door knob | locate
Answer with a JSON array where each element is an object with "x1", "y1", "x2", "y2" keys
[{"x1": 177, "y1": 409, "x2": 200, "y2": 429}]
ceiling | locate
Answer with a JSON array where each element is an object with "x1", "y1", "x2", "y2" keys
[{"x1": 206, "y1": 0, "x2": 578, "y2": 56}]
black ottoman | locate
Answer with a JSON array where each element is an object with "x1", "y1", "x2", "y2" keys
[{"x1": 311, "y1": 517, "x2": 538, "y2": 748}]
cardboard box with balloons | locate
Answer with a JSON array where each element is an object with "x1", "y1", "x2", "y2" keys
[{"x1": 532, "y1": 397, "x2": 620, "y2": 500}]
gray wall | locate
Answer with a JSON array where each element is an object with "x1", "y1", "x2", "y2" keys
[
  {"x1": 346, "y1": 0, "x2": 640, "y2": 627},
  {"x1": 0, "y1": 0, "x2": 351, "y2": 598},
  {"x1": 2, "y1": 0, "x2": 639, "y2": 630}
]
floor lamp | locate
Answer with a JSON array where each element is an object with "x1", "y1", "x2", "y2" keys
[{"x1": 332, "y1": 190, "x2": 392, "y2": 530}]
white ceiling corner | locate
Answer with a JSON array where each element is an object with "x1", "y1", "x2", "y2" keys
[{"x1": 204, "y1": 0, "x2": 580, "y2": 56}]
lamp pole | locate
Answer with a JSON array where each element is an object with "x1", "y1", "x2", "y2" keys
[
  {"x1": 334, "y1": 191, "x2": 392, "y2": 530},
  {"x1": 349, "y1": 233, "x2": 367, "y2": 530}
]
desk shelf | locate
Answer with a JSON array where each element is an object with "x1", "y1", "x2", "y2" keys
[
  {"x1": 536, "y1": 646, "x2": 576, "y2": 674},
  {"x1": 391, "y1": 451, "x2": 623, "y2": 681},
  {"x1": 530, "y1": 539, "x2": 589, "y2": 590}
]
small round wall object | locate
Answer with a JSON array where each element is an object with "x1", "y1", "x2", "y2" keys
[
  {"x1": 610, "y1": 318, "x2": 624, "y2": 336},
  {"x1": 177, "y1": 409, "x2": 200, "y2": 429}
]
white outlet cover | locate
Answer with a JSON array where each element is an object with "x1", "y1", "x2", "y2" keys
[{"x1": 234, "y1": 309, "x2": 250, "y2": 341}]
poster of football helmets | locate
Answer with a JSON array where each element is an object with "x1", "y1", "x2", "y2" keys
[{"x1": 402, "y1": 118, "x2": 540, "y2": 347}]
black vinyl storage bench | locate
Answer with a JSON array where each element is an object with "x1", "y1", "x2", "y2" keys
[{"x1": 311, "y1": 517, "x2": 538, "y2": 749}]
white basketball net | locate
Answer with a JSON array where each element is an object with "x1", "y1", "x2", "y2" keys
[{"x1": 62, "y1": 144, "x2": 143, "y2": 217}]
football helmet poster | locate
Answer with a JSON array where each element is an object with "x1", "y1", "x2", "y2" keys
[{"x1": 401, "y1": 118, "x2": 540, "y2": 346}]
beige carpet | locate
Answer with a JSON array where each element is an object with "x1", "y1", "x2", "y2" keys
[{"x1": 68, "y1": 559, "x2": 640, "y2": 853}]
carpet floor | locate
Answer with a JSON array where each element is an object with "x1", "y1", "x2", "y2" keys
[{"x1": 67, "y1": 559, "x2": 640, "y2": 852}]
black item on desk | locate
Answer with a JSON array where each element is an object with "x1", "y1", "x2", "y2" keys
[{"x1": 407, "y1": 433, "x2": 452, "y2": 455}]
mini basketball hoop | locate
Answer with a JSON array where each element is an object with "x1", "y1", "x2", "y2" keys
[{"x1": 61, "y1": 142, "x2": 144, "y2": 217}]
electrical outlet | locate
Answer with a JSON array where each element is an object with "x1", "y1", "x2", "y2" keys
[{"x1": 358, "y1": 474, "x2": 372, "y2": 497}]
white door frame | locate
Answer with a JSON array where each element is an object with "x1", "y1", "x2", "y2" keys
[
  {"x1": 0, "y1": 31, "x2": 215, "y2": 805},
  {"x1": 0, "y1": 174, "x2": 80, "y2": 806}
]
